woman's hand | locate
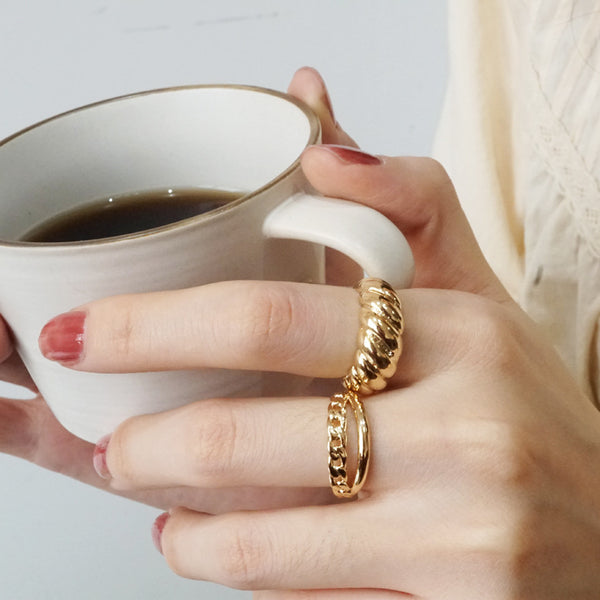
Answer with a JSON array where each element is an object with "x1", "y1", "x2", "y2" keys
[
  {"x1": 76, "y1": 281, "x2": 600, "y2": 599},
  {"x1": 46, "y1": 223, "x2": 600, "y2": 597},
  {"x1": 35, "y1": 72, "x2": 600, "y2": 598},
  {"x1": 5, "y1": 67, "x2": 600, "y2": 597}
]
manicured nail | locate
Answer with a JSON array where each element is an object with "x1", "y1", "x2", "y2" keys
[
  {"x1": 320, "y1": 144, "x2": 382, "y2": 166},
  {"x1": 152, "y1": 512, "x2": 170, "y2": 555},
  {"x1": 38, "y1": 310, "x2": 86, "y2": 365},
  {"x1": 93, "y1": 434, "x2": 112, "y2": 480}
]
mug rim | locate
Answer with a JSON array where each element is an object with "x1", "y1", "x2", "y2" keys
[{"x1": 0, "y1": 84, "x2": 321, "y2": 248}]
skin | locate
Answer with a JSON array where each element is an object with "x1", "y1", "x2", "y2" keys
[{"x1": 2, "y1": 67, "x2": 600, "y2": 598}]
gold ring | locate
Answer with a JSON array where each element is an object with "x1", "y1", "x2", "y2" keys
[
  {"x1": 328, "y1": 391, "x2": 370, "y2": 498},
  {"x1": 328, "y1": 278, "x2": 403, "y2": 498},
  {"x1": 344, "y1": 278, "x2": 404, "y2": 395}
]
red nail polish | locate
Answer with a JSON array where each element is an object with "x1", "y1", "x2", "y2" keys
[
  {"x1": 152, "y1": 512, "x2": 170, "y2": 555},
  {"x1": 38, "y1": 310, "x2": 86, "y2": 365},
  {"x1": 321, "y1": 144, "x2": 382, "y2": 166},
  {"x1": 93, "y1": 434, "x2": 112, "y2": 480}
]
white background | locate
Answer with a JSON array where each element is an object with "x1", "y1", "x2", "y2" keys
[{"x1": 0, "y1": 1, "x2": 448, "y2": 598}]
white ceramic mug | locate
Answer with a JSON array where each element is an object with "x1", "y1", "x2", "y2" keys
[{"x1": 0, "y1": 85, "x2": 414, "y2": 442}]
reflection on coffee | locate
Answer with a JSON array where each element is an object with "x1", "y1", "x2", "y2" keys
[{"x1": 20, "y1": 188, "x2": 244, "y2": 243}]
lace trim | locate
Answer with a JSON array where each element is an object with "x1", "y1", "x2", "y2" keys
[{"x1": 528, "y1": 21, "x2": 600, "y2": 257}]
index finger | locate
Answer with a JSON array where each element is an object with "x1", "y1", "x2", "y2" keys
[{"x1": 301, "y1": 148, "x2": 512, "y2": 304}]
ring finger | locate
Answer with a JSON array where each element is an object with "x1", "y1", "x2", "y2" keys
[
  {"x1": 254, "y1": 591, "x2": 413, "y2": 599},
  {"x1": 96, "y1": 374, "x2": 447, "y2": 493}
]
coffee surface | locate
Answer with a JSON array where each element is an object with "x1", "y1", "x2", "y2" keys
[{"x1": 21, "y1": 188, "x2": 243, "y2": 243}]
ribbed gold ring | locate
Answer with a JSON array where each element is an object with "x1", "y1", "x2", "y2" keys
[
  {"x1": 344, "y1": 278, "x2": 404, "y2": 395},
  {"x1": 328, "y1": 278, "x2": 403, "y2": 498}
]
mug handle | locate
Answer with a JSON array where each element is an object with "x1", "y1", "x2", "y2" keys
[{"x1": 262, "y1": 193, "x2": 415, "y2": 288}]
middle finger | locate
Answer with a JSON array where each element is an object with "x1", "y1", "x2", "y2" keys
[{"x1": 38, "y1": 280, "x2": 467, "y2": 386}]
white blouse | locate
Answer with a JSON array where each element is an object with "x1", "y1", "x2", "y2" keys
[{"x1": 434, "y1": 0, "x2": 600, "y2": 405}]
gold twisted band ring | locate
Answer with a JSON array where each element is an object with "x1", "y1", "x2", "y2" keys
[
  {"x1": 328, "y1": 278, "x2": 404, "y2": 498},
  {"x1": 328, "y1": 391, "x2": 370, "y2": 497}
]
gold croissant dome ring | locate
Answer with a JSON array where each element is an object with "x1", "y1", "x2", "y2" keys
[{"x1": 328, "y1": 278, "x2": 404, "y2": 498}]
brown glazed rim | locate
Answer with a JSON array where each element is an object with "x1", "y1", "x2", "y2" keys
[{"x1": 0, "y1": 84, "x2": 321, "y2": 248}]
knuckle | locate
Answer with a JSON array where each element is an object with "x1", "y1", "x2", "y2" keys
[
  {"x1": 418, "y1": 156, "x2": 449, "y2": 180},
  {"x1": 163, "y1": 509, "x2": 197, "y2": 579},
  {"x1": 181, "y1": 401, "x2": 240, "y2": 486},
  {"x1": 106, "y1": 302, "x2": 137, "y2": 360},
  {"x1": 489, "y1": 425, "x2": 537, "y2": 491},
  {"x1": 382, "y1": 157, "x2": 455, "y2": 230},
  {"x1": 431, "y1": 295, "x2": 523, "y2": 375},
  {"x1": 237, "y1": 284, "x2": 298, "y2": 360},
  {"x1": 462, "y1": 419, "x2": 537, "y2": 493},
  {"x1": 216, "y1": 519, "x2": 273, "y2": 590},
  {"x1": 461, "y1": 298, "x2": 522, "y2": 369},
  {"x1": 108, "y1": 417, "x2": 139, "y2": 482}
]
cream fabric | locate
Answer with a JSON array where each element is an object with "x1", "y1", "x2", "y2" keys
[{"x1": 434, "y1": 0, "x2": 600, "y2": 404}]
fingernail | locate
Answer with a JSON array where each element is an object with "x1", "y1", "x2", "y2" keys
[
  {"x1": 38, "y1": 310, "x2": 86, "y2": 365},
  {"x1": 93, "y1": 434, "x2": 112, "y2": 480},
  {"x1": 320, "y1": 144, "x2": 382, "y2": 166},
  {"x1": 152, "y1": 512, "x2": 170, "y2": 555}
]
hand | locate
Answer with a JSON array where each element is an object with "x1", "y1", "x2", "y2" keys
[
  {"x1": 95, "y1": 289, "x2": 600, "y2": 600},
  {"x1": 35, "y1": 72, "x2": 600, "y2": 598},
  {"x1": 8, "y1": 68, "x2": 600, "y2": 598}
]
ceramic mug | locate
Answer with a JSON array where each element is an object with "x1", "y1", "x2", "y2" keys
[{"x1": 0, "y1": 85, "x2": 414, "y2": 443}]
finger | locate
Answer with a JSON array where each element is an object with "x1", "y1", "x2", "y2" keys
[
  {"x1": 0, "y1": 395, "x2": 118, "y2": 496},
  {"x1": 100, "y1": 397, "x2": 327, "y2": 490},
  {"x1": 125, "y1": 485, "x2": 335, "y2": 516},
  {"x1": 301, "y1": 147, "x2": 512, "y2": 302},
  {"x1": 158, "y1": 504, "x2": 405, "y2": 591},
  {"x1": 36, "y1": 281, "x2": 355, "y2": 375},
  {"x1": 2, "y1": 309, "x2": 37, "y2": 393},
  {"x1": 287, "y1": 67, "x2": 364, "y2": 285},
  {"x1": 3, "y1": 395, "x2": 335, "y2": 513},
  {"x1": 0, "y1": 393, "x2": 316, "y2": 513},
  {"x1": 287, "y1": 67, "x2": 358, "y2": 147},
  {"x1": 99, "y1": 367, "x2": 454, "y2": 492},
  {"x1": 168, "y1": 486, "x2": 335, "y2": 515},
  {"x1": 38, "y1": 282, "x2": 467, "y2": 385},
  {"x1": 0, "y1": 395, "x2": 102, "y2": 476},
  {"x1": 0, "y1": 316, "x2": 12, "y2": 363},
  {"x1": 0, "y1": 380, "x2": 335, "y2": 514},
  {"x1": 0, "y1": 394, "x2": 155, "y2": 498},
  {"x1": 0, "y1": 396, "x2": 38, "y2": 458},
  {"x1": 39, "y1": 281, "x2": 357, "y2": 374},
  {"x1": 254, "y1": 590, "x2": 415, "y2": 599},
  {"x1": 0, "y1": 350, "x2": 38, "y2": 392}
]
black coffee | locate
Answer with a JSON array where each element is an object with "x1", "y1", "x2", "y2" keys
[{"x1": 20, "y1": 188, "x2": 243, "y2": 243}]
